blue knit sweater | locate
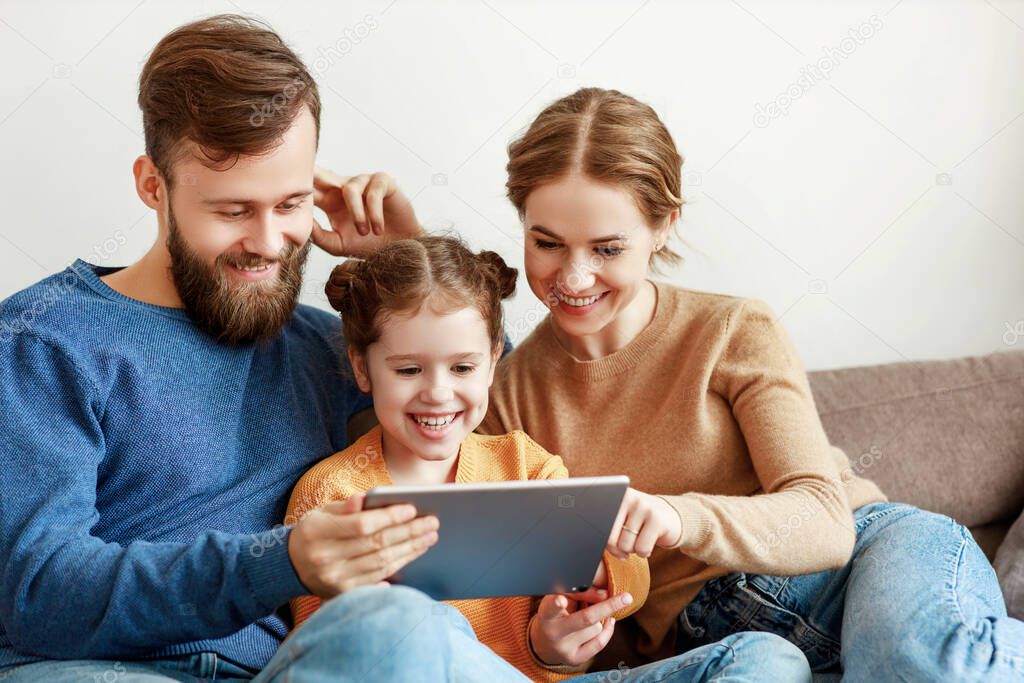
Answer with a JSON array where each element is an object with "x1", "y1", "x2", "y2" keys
[{"x1": 0, "y1": 260, "x2": 371, "y2": 672}]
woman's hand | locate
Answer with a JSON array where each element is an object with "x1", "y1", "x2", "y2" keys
[
  {"x1": 310, "y1": 167, "x2": 422, "y2": 257},
  {"x1": 607, "y1": 487, "x2": 682, "y2": 559},
  {"x1": 528, "y1": 589, "x2": 632, "y2": 667},
  {"x1": 287, "y1": 492, "x2": 439, "y2": 598}
]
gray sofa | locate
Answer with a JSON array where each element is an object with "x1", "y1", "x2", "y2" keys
[
  {"x1": 801, "y1": 348, "x2": 1024, "y2": 680},
  {"x1": 808, "y1": 349, "x2": 1024, "y2": 565}
]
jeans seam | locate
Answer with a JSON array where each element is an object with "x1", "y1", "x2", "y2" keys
[
  {"x1": 949, "y1": 524, "x2": 971, "y2": 636},
  {"x1": 737, "y1": 580, "x2": 841, "y2": 654},
  {"x1": 942, "y1": 519, "x2": 1024, "y2": 670},
  {"x1": 659, "y1": 642, "x2": 736, "y2": 682},
  {"x1": 854, "y1": 502, "x2": 913, "y2": 530},
  {"x1": 255, "y1": 638, "x2": 302, "y2": 682}
]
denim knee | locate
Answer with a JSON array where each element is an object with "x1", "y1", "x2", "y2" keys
[
  {"x1": 717, "y1": 632, "x2": 811, "y2": 682},
  {"x1": 293, "y1": 584, "x2": 470, "y2": 647},
  {"x1": 848, "y1": 506, "x2": 1024, "y2": 681},
  {"x1": 260, "y1": 585, "x2": 475, "y2": 682},
  {"x1": 322, "y1": 584, "x2": 463, "y2": 624}
]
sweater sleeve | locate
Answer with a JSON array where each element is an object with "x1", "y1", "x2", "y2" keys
[
  {"x1": 660, "y1": 299, "x2": 856, "y2": 575},
  {"x1": 0, "y1": 333, "x2": 306, "y2": 660},
  {"x1": 284, "y1": 475, "x2": 333, "y2": 632}
]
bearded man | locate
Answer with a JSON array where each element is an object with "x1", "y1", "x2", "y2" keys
[{"x1": 0, "y1": 14, "x2": 529, "y2": 683}]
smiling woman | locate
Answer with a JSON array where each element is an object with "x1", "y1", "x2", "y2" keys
[
  {"x1": 481, "y1": 87, "x2": 1024, "y2": 681},
  {"x1": 505, "y1": 89, "x2": 685, "y2": 362}
]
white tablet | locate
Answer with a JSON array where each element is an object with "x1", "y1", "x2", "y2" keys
[{"x1": 363, "y1": 475, "x2": 629, "y2": 601}]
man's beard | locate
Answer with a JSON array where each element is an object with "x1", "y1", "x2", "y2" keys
[{"x1": 167, "y1": 208, "x2": 311, "y2": 346}]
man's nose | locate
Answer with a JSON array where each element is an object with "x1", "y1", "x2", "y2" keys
[{"x1": 240, "y1": 212, "x2": 287, "y2": 259}]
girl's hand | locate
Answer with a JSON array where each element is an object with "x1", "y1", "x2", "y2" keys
[
  {"x1": 607, "y1": 487, "x2": 682, "y2": 559},
  {"x1": 310, "y1": 167, "x2": 422, "y2": 257},
  {"x1": 528, "y1": 590, "x2": 632, "y2": 667}
]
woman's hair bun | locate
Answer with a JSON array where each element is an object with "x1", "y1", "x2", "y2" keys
[{"x1": 477, "y1": 250, "x2": 517, "y2": 300}]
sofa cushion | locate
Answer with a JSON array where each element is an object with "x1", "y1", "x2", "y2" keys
[
  {"x1": 806, "y1": 350, "x2": 1024, "y2": 528},
  {"x1": 995, "y1": 514, "x2": 1024, "y2": 619},
  {"x1": 972, "y1": 521, "x2": 1012, "y2": 563}
]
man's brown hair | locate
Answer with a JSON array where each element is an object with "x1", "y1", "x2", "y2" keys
[{"x1": 138, "y1": 14, "x2": 321, "y2": 186}]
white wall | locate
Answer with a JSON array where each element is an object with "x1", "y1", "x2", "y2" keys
[{"x1": 1, "y1": 0, "x2": 1022, "y2": 370}]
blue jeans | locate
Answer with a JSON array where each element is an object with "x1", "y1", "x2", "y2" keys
[
  {"x1": 0, "y1": 584, "x2": 808, "y2": 682},
  {"x1": 679, "y1": 502, "x2": 1024, "y2": 682}
]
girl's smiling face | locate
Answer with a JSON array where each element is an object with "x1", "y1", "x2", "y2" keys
[
  {"x1": 523, "y1": 174, "x2": 668, "y2": 357},
  {"x1": 349, "y1": 304, "x2": 499, "y2": 471}
]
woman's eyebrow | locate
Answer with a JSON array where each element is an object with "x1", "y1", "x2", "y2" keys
[{"x1": 529, "y1": 225, "x2": 626, "y2": 243}]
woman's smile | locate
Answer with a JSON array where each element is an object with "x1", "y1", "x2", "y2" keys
[{"x1": 549, "y1": 285, "x2": 612, "y2": 316}]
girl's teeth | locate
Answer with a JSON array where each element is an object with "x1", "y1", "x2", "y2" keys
[{"x1": 414, "y1": 414, "x2": 457, "y2": 429}]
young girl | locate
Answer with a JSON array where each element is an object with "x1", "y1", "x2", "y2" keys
[
  {"x1": 481, "y1": 86, "x2": 1024, "y2": 680},
  {"x1": 284, "y1": 235, "x2": 810, "y2": 682}
]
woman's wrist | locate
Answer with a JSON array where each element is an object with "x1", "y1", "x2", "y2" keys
[{"x1": 655, "y1": 494, "x2": 684, "y2": 547}]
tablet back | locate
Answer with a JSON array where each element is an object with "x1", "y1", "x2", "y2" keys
[{"x1": 363, "y1": 476, "x2": 629, "y2": 600}]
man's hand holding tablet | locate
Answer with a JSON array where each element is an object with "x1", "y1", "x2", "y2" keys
[{"x1": 287, "y1": 492, "x2": 440, "y2": 599}]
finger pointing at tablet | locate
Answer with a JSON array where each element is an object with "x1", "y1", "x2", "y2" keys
[
  {"x1": 607, "y1": 487, "x2": 683, "y2": 559},
  {"x1": 288, "y1": 492, "x2": 440, "y2": 599}
]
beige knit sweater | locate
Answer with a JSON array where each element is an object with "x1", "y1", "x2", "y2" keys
[{"x1": 479, "y1": 281, "x2": 887, "y2": 660}]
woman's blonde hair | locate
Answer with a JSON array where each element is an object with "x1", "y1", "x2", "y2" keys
[{"x1": 506, "y1": 87, "x2": 685, "y2": 270}]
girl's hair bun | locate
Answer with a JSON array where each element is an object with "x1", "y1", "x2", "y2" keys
[
  {"x1": 477, "y1": 250, "x2": 517, "y2": 300},
  {"x1": 324, "y1": 258, "x2": 365, "y2": 315},
  {"x1": 324, "y1": 235, "x2": 516, "y2": 357}
]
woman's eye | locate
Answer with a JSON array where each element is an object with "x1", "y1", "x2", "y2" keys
[
  {"x1": 534, "y1": 239, "x2": 561, "y2": 250},
  {"x1": 452, "y1": 364, "x2": 476, "y2": 375},
  {"x1": 396, "y1": 367, "x2": 421, "y2": 376},
  {"x1": 595, "y1": 245, "x2": 623, "y2": 257}
]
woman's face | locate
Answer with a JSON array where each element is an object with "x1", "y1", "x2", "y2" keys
[{"x1": 522, "y1": 174, "x2": 665, "y2": 341}]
